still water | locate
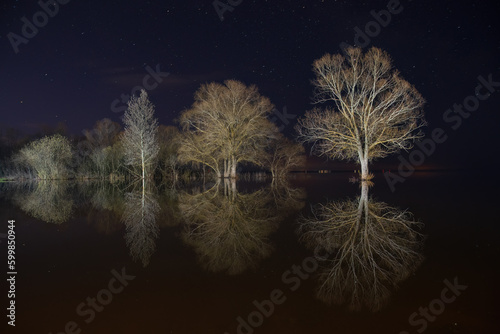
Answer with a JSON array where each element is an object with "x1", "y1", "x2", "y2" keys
[{"x1": 0, "y1": 172, "x2": 497, "y2": 334}]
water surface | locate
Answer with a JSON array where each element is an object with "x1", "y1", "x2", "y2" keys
[{"x1": 1, "y1": 172, "x2": 497, "y2": 334}]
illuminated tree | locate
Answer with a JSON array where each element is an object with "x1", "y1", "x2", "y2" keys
[
  {"x1": 83, "y1": 118, "x2": 121, "y2": 150},
  {"x1": 18, "y1": 134, "x2": 72, "y2": 179},
  {"x1": 296, "y1": 47, "x2": 425, "y2": 180},
  {"x1": 263, "y1": 133, "x2": 306, "y2": 179},
  {"x1": 157, "y1": 125, "x2": 181, "y2": 180},
  {"x1": 122, "y1": 90, "x2": 159, "y2": 184},
  {"x1": 81, "y1": 118, "x2": 122, "y2": 177},
  {"x1": 178, "y1": 80, "x2": 277, "y2": 178}
]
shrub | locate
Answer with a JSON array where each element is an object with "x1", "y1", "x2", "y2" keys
[{"x1": 18, "y1": 134, "x2": 72, "y2": 179}]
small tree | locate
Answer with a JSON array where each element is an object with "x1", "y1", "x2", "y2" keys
[
  {"x1": 263, "y1": 134, "x2": 305, "y2": 179},
  {"x1": 296, "y1": 47, "x2": 425, "y2": 180},
  {"x1": 157, "y1": 125, "x2": 181, "y2": 180},
  {"x1": 82, "y1": 118, "x2": 122, "y2": 178},
  {"x1": 122, "y1": 90, "x2": 159, "y2": 183},
  {"x1": 83, "y1": 118, "x2": 121, "y2": 150},
  {"x1": 18, "y1": 134, "x2": 72, "y2": 179}
]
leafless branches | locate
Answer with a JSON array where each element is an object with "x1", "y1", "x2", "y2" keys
[
  {"x1": 14, "y1": 181, "x2": 73, "y2": 224},
  {"x1": 178, "y1": 80, "x2": 278, "y2": 178},
  {"x1": 263, "y1": 133, "x2": 306, "y2": 179},
  {"x1": 178, "y1": 181, "x2": 281, "y2": 274},
  {"x1": 122, "y1": 189, "x2": 160, "y2": 267},
  {"x1": 17, "y1": 134, "x2": 72, "y2": 179},
  {"x1": 298, "y1": 182, "x2": 424, "y2": 311},
  {"x1": 296, "y1": 47, "x2": 426, "y2": 179},
  {"x1": 122, "y1": 90, "x2": 159, "y2": 181}
]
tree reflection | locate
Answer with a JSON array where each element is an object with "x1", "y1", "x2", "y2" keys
[
  {"x1": 122, "y1": 183, "x2": 160, "y2": 267},
  {"x1": 83, "y1": 181, "x2": 125, "y2": 235},
  {"x1": 179, "y1": 179, "x2": 304, "y2": 275},
  {"x1": 298, "y1": 182, "x2": 424, "y2": 312},
  {"x1": 14, "y1": 181, "x2": 73, "y2": 224}
]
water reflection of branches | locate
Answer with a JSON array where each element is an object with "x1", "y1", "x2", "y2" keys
[
  {"x1": 122, "y1": 185, "x2": 160, "y2": 267},
  {"x1": 14, "y1": 181, "x2": 73, "y2": 224},
  {"x1": 269, "y1": 178, "x2": 306, "y2": 214},
  {"x1": 179, "y1": 180, "x2": 305, "y2": 275},
  {"x1": 298, "y1": 182, "x2": 424, "y2": 312},
  {"x1": 78, "y1": 181, "x2": 125, "y2": 234}
]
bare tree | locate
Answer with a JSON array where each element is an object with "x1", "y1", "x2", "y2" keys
[
  {"x1": 18, "y1": 134, "x2": 72, "y2": 179},
  {"x1": 83, "y1": 118, "x2": 121, "y2": 150},
  {"x1": 122, "y1": 90, "x2": 159, "y2": 184},
  {"x1": 157, "y1": 125, "x2": 181, "y2": 180},
  {"x1": 296, "y1": 47, "x2": 426, "y2": 180},
  {"x1": 79, "y1": 119, "x2": 123, "y2": 178},
  {"x1": 263, "y1": 133, "x2": 306, "y2": 179},
  {"x1": 177, "y1": 129, "x2": 223, "y2": 177},
  {"x1": 178, "y1": 80, "x2": 278, "y2": 178}
]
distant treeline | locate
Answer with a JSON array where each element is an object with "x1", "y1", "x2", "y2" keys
[{"x1": 1, "y1": 82, "x2": 305, "y2": 182}]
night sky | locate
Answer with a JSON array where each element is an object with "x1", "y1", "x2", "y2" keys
[{"x1": 1, "y1": 0, "x2": 499, "y2": 169}]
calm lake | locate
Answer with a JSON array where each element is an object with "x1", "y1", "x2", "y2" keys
[{"x1": 1, "y1": 171, "x2": 497, "y2": 334}]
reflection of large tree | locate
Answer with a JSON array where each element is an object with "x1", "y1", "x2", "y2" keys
[
  {"x1": 179, "y1": 180, "x2": 304, "y2": 274},
  {"x1": 14, "y1": 181, "x2": 73, "y2": 224},
  {"x1": 298, "y1": 182, "x2": 424, "y2": 312},
  {"x1": 122, "y1": 183, "x2": 160, "y2": 267}
]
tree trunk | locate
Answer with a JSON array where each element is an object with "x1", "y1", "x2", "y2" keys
[
  {"x1": 141, "y1": 149, "x2": 145, "y2": 190},
  {"x1": 231, "y1": 156, "x2": 236, "y2": 179},
  {"x1": 223, "y1": 159, "x2": 229, "y2": 178},
  {"x1": 359, "y1": 180, "x2": 369, "y2": 224},
  {"x1": 360, "y1": 156, "x2": 369, "y2": 180}
]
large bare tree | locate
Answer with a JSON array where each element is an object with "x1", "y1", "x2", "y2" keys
[
  {"x1": 122, "y1": 90, "x2": 159, "y2": 184},
  {"x1": 178, "y1": 80, "x2": 277, "y2": 178},
  {"x1": 296, "y1": 47, "x2": 426, "y2": 180}
]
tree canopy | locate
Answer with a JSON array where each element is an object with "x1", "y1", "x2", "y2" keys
[
  {"x1": 296, "y1": 47, "x2": 426, "y2": 179},
  {"x1": 178, "y1": 80, "x2": 279, "y2": 178}
]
